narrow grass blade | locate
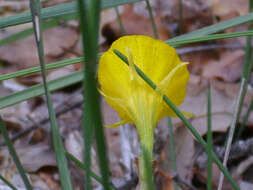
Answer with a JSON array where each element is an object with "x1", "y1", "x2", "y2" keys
[
  {"x1": 77, "y1": 0, "x2": 110, "y2": 189},
  {"x1": 237, "y1": 100, "x2": 253, "y2": 139},
  {"x1": 168, "y1": 117, "x2": 179, "y2": 190},
  {"x1": 1, "y1": 30, "x2": 253, "y2": 83},
  {"x1": 169, "y1": 12, "x2": 253, "y2": 42},
  {"x1": 0, "y1": 173, "x2": 18, "y2": 190},
  {"x1": 218, "y1": 1, "x2": 253, "y2": 189},
  {"x1": 0, "y1": 57, "x2": 83, "y2": 82},
  {"x1": 168, "y1": 30, "x2": 253, "y2": 47},
  {"x1": 0, "y1": 118, "x2": 32, "y2": 190},
  {"x1": 0, "y1": 71, "x2": 83, "y2": 109},
  {"x1": 141, "y1": 145, "x2": 155, "y2": 190},
  {"x1": 1, "y1": 0, "x2": 253, "y2": 43},
  {"x1": 114, "y1": 6, "x2": 126, "y2": 35},
  {"x1": 0, "y1": 0, "x2": 144, "y2": 29},
  {"x1": 0, "y1": 14, "x2": 76, "y2": 47},
  {"x1": 217, "y1": 79, "x2": 245, "y2": 190},
  {"x1": 235, "y1": 1, "x2": 253, "y2": 138},
  {"x1": 145, "y1": 0, "x2": 158, "y2": 39},
  {"x1": 29, "y1": 1, "x2": 73, "y2": 189},
  {"x1": 65, "y1": 152, "x2": 115, "y2": 190},
  {"x1": 113, "y1": 49, "x2": 240, "y2": 190},
  {"x1": 178, "y1": 0, "x2": 183, "y2": 34},
  {"x1": 206, "y1": 85, "x2": 213, "y2": 190}
]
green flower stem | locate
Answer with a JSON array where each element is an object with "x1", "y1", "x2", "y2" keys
[
  {"x1": 145, "y1": 0, "x2": 158, "y2": 39},
  {"x1": 139, "y1": 144, "x2": 154, "y2": 190},
  {"x1": 206, "y1": 85, "x2": 213, "y2": 190},
  {"x1": 113, "y1": 49, "x2": 240, "y2": 190},
  {"x1": 137, "y1": 121, "x2": 155, "y2": 190}
]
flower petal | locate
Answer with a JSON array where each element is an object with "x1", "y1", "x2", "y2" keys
[
  {"x1": 156, "y1": 62, "x2": 189, "y2": 95},
  {"x1": 105, "y1": 120, "x2": 127, "y2": 128},
  {"x1": 98, "y1": 35, "x2": 190, "y2": 125}
]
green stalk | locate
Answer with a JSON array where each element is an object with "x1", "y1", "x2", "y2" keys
[
  {"x1": 114, "y1": 6, "x2": 126, "y2": 35},
  {"x1": 77, "y1": 0, "x2": 110, "y2": 189},
  {"x1": 0, "y1": 118, "x2": 32, "y2": 190},
  {"x1": 168, "y1": 117, "x2": 178, "y2": 190},
  {"x1": 139, "y1": 144, "x2": 154, "y2": 190},
  {"x1": 113, "y1": 49, "x2": 240, "y2": 190},
  {"x1": 0, "y1": 0, "x2": 144, "y2": 29},
  {"x1": 145, "y1": 0, "x2": 158, "y2": 39},
  {"x1": 0, "y1": 15, "x2": 76, "y2": 47},
  {"x1": 178, "y1": 0, "x2": 183, "y2": 34},
  {"x1": 0, "y1": 57, "x2": 83, "y2": 82},
  {"x1": 168, "y1": 117, "x2": 179, "y2": 190},
  {"x1": 168, "y1": 30, "x2": 253, "y2": 47},
  {"x1": 235, "y1": 0, "x2": 253, "y2": 138},
  {"x1": 1, "y1": 30, "x2": 253, "y2": 83},
  {"x1": 0, "y1": 70, "x2": 83, "y2": 109},
  {"x1": 29, "y1": 1, "x2": 73, "y2": 189},
  {"x1": 236, "y1": 100, "x2": 253, "y2": 139},
  {"x1": 65, "y1": 152, "x2": 115, "y2": 190},
  {"x1": 206, "y1": 85, "x2": 213, "y2": 190},
  {"x1": 0, "y1": 174, "x2": 18, "y2": 190},
  {"x1": 136, "y1": 120, "x2": 155, "y2": 190}
]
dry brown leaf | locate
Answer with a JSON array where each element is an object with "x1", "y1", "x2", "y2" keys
[
  {"x1": 132, "y1": 0, "x2": 213, "y2": 35},
  {"x1": 29, "y1": 174, "x2": 51, "y2": 190},
  {"x1": 38, "y1": 171, "x2": 61, "y2": 190},
  {"x1": 206, "y1": 0, "x2": 248, "y2": 16},
  {"x1": 17, "y1": 144, "x2": 56, "y2": 172},
  {"x1": 173, "y1": 126, "x2": 194, "y2": 181},
  {"x1": 202, "y1": 50, "x2": 244, "y2": 82},
  {"x1": 172, "y1": 80, "x2": 253, "y2": 136},
  {"x1": 0, "y1": 26, "x2": 78, "y2": 77},
  {"x1": 194, "y1": 163, "x2": 236, "y2": 190},
  {"x1": 0, "y1": 101, "x2": 30, "y2": 130},
  {"x1": 212, "y1": 79, "x2": 253, "y2": 106},
  {"x1": 101, "y1": 4, "x2": 169, "y2": 47},
  {"x1": 155, "y1": 169, "x2": 175, "y2": 190},
  {"x1": 65, "y1": 130, "x2": 83, "y2": 162},
  {"x1": 181, "y1": 49, "x2": 219, "y2": 75},
  {"x1": 159, "y1": 125, "x2": 195, "y2": 184}
]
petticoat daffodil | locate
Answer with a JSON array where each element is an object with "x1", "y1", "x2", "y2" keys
[{"x1": 98, "y1": 35, "x2": 189, "y2": 189}]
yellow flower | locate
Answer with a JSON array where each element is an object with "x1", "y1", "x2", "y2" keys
[
  {"x1": 98, "y1": 35, "x2": 189, "y2": 190},
  {"x1": 98, "y1": 35, "x2": 189, "y2": 132}
]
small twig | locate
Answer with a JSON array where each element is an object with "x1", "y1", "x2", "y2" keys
[
  {"x1": 196, "y1": 137, "x2": 253, "y2": 170},
  {"x1": 215, "y1": 137, "x2": 253, "y2": 161},
  {"x1": 217, "y1": 78, "x2": 245, "y2": 190}
]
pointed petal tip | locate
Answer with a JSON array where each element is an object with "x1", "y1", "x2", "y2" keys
[{"x1": 104, "y1": 120, "x2": 128, "y2": 128}]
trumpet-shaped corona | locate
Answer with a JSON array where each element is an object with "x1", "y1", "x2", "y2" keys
[{"x1": 98, "y1": 35, "x2": 189, "y2": 131}]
